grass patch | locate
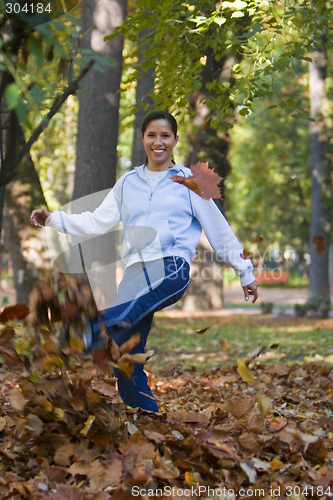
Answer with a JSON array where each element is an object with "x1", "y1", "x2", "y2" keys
[{"x1": 147, "y1": 313, "x2": 333, "y2": 372}]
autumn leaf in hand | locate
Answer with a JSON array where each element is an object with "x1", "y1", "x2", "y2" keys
[
  {"x1": 312, "y1": 235, "x2": 327, "y2": 255},
  {"x1": 171, "y1": 162, "x2": 222, "y2": 200}
]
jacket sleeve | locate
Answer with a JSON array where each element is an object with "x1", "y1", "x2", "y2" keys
[
  {"x1": 46, "y1": 180, "x2": 122, "y2": 237},
  {"x1": 190, "y1": 192, "x2": 256, "y2": 287}
]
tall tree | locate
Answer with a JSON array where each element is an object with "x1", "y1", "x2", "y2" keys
[
  {"x1": 0, "y1": 8, "x2": 96, "y2": 302},
  {"x1": 308, "y1": 1, "x2": 332, "y2": 303},
  {"x1": 73, "y1": 0, "x2": 128, "y2": 199}
]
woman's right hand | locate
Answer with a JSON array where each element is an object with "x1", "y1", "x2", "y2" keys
[{"x1": 30, "y1": 208, "x2": 51, "y2": 228}]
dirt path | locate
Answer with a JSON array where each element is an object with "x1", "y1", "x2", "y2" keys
[{"x1": 223, "y1": 285, "x2": 309, "y2": 305}]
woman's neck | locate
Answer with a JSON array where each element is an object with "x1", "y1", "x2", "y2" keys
[{"x1": 146, "y1": 162, "x2": 174, "y2": 171}]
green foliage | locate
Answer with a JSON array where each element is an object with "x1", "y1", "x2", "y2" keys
[
  {"x1": 226, "y1": 57, "x2": 312, "y2": 255},
  {"x1": 108, "y1": 0, "x2": 333, "y2": 127}
]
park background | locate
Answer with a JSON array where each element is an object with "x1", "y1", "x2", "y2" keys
[{"x1": 0, "y1": 1, "x2": 333, "y2": 499}]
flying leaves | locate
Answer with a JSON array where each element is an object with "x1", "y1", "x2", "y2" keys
[
  {"x1": 171, "y1": 162, "x2": 222, "y2": 200},
  {"x1": 0, "y1": 303, "x2": 30, "y2": 324}
]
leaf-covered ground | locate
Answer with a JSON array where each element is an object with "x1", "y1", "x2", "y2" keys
[{"x1": 0, "y1": 286, "x2": 333, "y2": 499}]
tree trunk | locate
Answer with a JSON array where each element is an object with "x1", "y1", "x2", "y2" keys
[
  {"x1": 3, "y1": 118, "x2": 49, "y2": 304},
  {"x1": 183, "y1": 52, "x2": 234, "y2": 311},
  {"x1": 182, "y1": 233, "x2": 223, "y2": 311},
  {"x1": 72, "y1": 0, "x2": 127, "y2": 306},
  {"x1": 308, "y1": 38, "x2": 332, "y2": 303},
  {"x1": 131, "y1": 28, "x2": 155, "y2": 169},
  {"x1": 73, "y1": 0, "x2": 127, "y2": 199}
]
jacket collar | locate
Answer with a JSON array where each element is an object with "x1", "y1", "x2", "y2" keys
[{"x1": 134, "y1": 163, "x2": 183, "y2": 181}]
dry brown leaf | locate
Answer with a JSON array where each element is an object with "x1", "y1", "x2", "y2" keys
[
  {"x1": 45, "y1": 485, "x2": 83, "y2": 500},
  {"x1": 92, "y1": 380, "x2": 117, "y2": 398},
  {"x1": 7, "y1": 387, "x2": 26, "y2": 411},
  {"x1": 152, "y1": 449, "x2": 180, "y2": 479},
  {"x1": 251, "y1": 235, "x2": 264, "y2": 243},
  {"x1": 167, "y1": 410, "x2": 210, "y2": 425},
  {"x1": 238, "y1": 433, "x2": 260, "y2": 453},
  {"x1": 196, "y1": 327, "x2": 210, "y2": 334},
  {"x1": 118, "y1": 431, "x2": 156, "y2": 467},
  {"x1": 119, "y1": 333, "x2": 141, "y2": 355},
  {"x1": 0, "y1": 304, "x2": 30, "y2": 324},
  {"x1": 224, "y1": 396, "x2": 255, "y2": 419},
  {"x1": 312, "y1": 235, "x2": 327, "y2": 254},
  {"x1": 0, "y1": 325, "x2": 16, "y2": 345},
  {"x1": 109, "y1": 337, "x2": 121, "y2": 362},
  {"x1": 118, "y1": 350, "x2": 154, "y2": 365},
  {"x1": 171, "y1": 162, "x2": 222, "y2": 200},
  {"x1": 89, "y1": 457, "x2": 123, "y2": 492},
  {"x1": 0, "y1": 346, "x2": 24, "y2": 369},
  {"x1": 267, "y1": 416, "x2": 288, "y2": 432},
  {"x1": 54, "y1": 442, "x2": 78, "y2": 466},
  {"x1": 25, "y1": 414, "x2": 44, "y2": 435},
  {"x1": 318, "y1": 416, "x2": 333, "y2": 429}
]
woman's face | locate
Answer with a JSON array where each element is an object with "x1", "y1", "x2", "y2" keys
[{"x1": 142, "y1": 119, "x2": 179, "y2": 170}]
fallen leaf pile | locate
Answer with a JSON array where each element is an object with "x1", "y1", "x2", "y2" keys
[{"x1": 0, "y1": 279, "x2": 333, "y2": 499}]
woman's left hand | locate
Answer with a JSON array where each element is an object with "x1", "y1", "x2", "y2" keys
[{"x1": 242, "y1": 280, "x2": 258, "y2": 303}]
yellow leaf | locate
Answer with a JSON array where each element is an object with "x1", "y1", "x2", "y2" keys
[
  {"x1": 54, "y1": 407, "x2": 65, "y2": 421},
  {"x1": 185, "y1": 471, "x2": 196, "y2": 487},
  {"x1": 69, "y1": 335, "x2": 85, "y2": 351},
  {"x1": 87, "y1": 392, "x2": 101, "y2": 404},
  {"x1": 0, "y1": 417, "x2": 6, "y2": 431},
  {"x1": 117, "y1": 361, "x2": 135, "y2": 380},
  {"x1": 220, "y1": 339, "x2": 229, "y2": 351},
  {"x1": 270, "y1": 457, "x2": 284, "y2": 471},
  {"x1": 44, "y1": 401, "x2": 53, "y2": 413},
  {"x1": 80, "y1": 415, "x2": 95, "y2": 436},
  {"x1": 237, "y1": 358, "x2": 255, "y2": 383},
  {"x1": 42, "y1": 355, "x2": 64, "y2": 370},
  {"x1": 256, "y1": 392, "x2": 272, "y2": 417}
]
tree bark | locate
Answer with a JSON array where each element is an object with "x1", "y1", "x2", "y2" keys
[
  {"x1": 308, "y1": 39, "x2": 332, "y2": 303},
  {"x1": 3, "y1": 118, "x2": 49, "y2": 304},
  {"x1": 183, "y1": 52, "x2": 234, "y2": 311},
  {"x1": 73, "y1": 0, "x2": 128, "y2": 199},
  {"x1": 72, "y1": 0, "x2": 127, "y2": 305},
  {"x1": 131, "y1": 28, "x2": 155, "y2": 169}
]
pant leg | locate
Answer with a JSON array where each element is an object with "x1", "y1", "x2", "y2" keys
[{"x1": 92, "y1": 257, "x2": 190, "y2": 411}]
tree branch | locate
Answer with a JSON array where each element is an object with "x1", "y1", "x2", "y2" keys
[{"x1": 0, "y1": 60, "x2": 94, "y2": 186}]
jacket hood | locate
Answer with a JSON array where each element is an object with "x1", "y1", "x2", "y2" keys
[{"x1": 134, "y1": 163, "x2": 183, "y2": 181}]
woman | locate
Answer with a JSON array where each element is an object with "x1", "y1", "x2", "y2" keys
[{"x1": 31, "y1": 110, "x2": 258, "y2": 412}]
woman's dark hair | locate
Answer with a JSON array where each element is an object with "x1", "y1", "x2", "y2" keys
[{"x1": 141, "y1": 110, "x2": 178, "y2": 138}]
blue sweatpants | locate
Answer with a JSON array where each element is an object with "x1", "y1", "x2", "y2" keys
[{"x1": 92, "y1": 256, "x2": 190, "y2": 412}]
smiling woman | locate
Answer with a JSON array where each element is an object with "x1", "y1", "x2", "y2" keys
[
  {"x1": 30, "y1": 110, "x2": 258, "y2": 413},
  {"x1": 141, "y1": 111, "x2": 179, "y2": 170}
]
